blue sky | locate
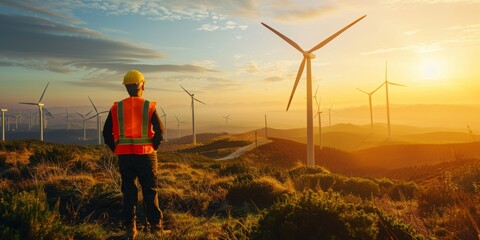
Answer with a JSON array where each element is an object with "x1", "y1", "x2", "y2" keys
[{"x1": 1, "y1": 0, "x2": 480, "y2": 131}]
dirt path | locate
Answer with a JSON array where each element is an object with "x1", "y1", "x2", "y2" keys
[{"x1": 216, "y1": 139, "x2": 272, "y2": 161}]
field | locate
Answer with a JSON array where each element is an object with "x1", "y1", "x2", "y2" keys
[{"x1": 1, "y1": 136, "x2": 479, "y2": 239}]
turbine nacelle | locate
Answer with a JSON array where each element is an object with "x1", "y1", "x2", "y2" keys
[{"x1": 303, "y1": 52, "x2": 316, "y2": 59}]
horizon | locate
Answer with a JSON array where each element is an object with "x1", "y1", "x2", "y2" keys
[{"x1": 1, "y1": 1, "x2": 480, "y2": 134}]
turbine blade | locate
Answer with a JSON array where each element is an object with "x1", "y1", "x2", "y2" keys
[
  {"x1": 175, "y1": 116, "x2": 180, "y2": 122},
  {"x1": 160, "y1": 107, "x2": 166, "y2": 115},
  {"x1": 179, "y1": 84, "x2": 192, "y2": 96},
  {"x1": 308, "y1": 15, "x2": 366, "y2": 53},
  {"x1": 194, "y1": 98, "x2": 206, "y2": 105},
  {"x1": 356, "y1": 88, "x2": 369, "y2": 95},
  {"x1": 19, "y1": 102, "x2": 37, "y2": 105},
  {"x1": 86, "y1": 114, "x2": 98, "y2": 121},
  {"x1": 329, "y1": 103, "x2": 334, "y2": 110},
  {"x1": 314, "y1": 85, "x2": 319, "y2": 98},
  {"x1": 76, "y1": 112, "x2": 83, "y2": 118},
  {"x1": 286, "y1": 57, "x2": 306, "y2": 111},
  {"x1": 88, "y1": 96, "x2": 99, "y2": 113},
  {"x1": 86, "y1": 110, "x2": 93, "y2": 117},
  {"x1": 44, "y1": 108, "x2": 54, "y2": 119},
  {"x1": 38, "y1": 82, "x2": 50, "y2": 103},
  {"x1": 99, "y1": 110, "x2": 109, "y2": 114},
  {"x1": 372, "y1": 82, "x2": 385, "y2": 94},
  {"x1": 261, "y1": 22, "x2": 304, "y2": 53},
  {"x1": 314, "y1": 112, "x2": 319, "y2": 118},
  {"x1": 388, "y1": 82, "x2": 406, "y2": 87}
]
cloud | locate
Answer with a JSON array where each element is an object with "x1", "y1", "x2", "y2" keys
[
  {"x1": 270, "y1": 5, "x2": 337, "y2": 22},
  {"x1": 263, "y1": 76, "x2": 284, "y2": 82},
  {"x1": 0, "y1": 0, "x2": 83, "y2": 24},
  {"x1": 196, "y1": 20, "x2": 248, "y2": 31},
  {"x1": 0, "y1": 13, "x2": 163, "y2": 66}
]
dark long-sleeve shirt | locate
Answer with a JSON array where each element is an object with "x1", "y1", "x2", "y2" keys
[{"x1": 103, "y1": 108, "x2": 164, "y2": 152}]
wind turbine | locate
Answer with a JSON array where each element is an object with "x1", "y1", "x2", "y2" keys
[
  {"x1": 87, "y1": 97, "x2": 108, "y2": 145},
  {"x1": 313, "y1": 86, "x2": 322, "y2": 150},
  {"x1": 179, "y1": 84, "x2": 206, "y2": 146},
  {"x1": 222, "y1": 113, "x2": 231, "y2": 132},
  {"x1": 357, "y1": 83, "x2": 384, "y2": 132},
  {"x1": 14, "y1": 114, "x2": 23, "y2": 130},
  {"x1": 1, "y1": 108, "x2": 7, "y2": 141},
  {"x1": 175, "y1": 116, "x2": 186, "y2": 139},
  {"x1": 160, "y1": 107, "x2": 168, "y2": 141},
  {"x1": 383, "y1": 61, "x2": 406, "y2": 138},
  {"x1": 64, "y1": 107, "x2": 73, "y2": 130},
  {"x1": 19, "y1": 82, "x2": 50, "y2": 141},
  {"x1": 262, "y1": 15, "x2": 366, "y2": 167},
  {"x1": 76, "y1": 110, "x2": 92, "y2": 141},
  {"x1": 327, "y1": 103, "x2": 336, "y2": 127}
]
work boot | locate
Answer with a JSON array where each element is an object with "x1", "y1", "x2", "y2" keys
[{"x1": 124, "y1": 222, "x2": 138, "y2": 240}]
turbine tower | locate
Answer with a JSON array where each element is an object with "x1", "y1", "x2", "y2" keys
[
  {"x1": 1, "y1": 109, "x2": 7, "y2": 141},
  {"x1": 222, "y1": 113, "x2": 231, "y2": 132},
  {"x1": 179, "y1": 84, "x2": 206, "y2": 146},
  {"x1": 313, "y1": 86, "x2": 322, "y2": 150},
  {"x1": 175, "y1": 116, "x2": 185, "y2": 139},
  {"x1": 383, "y1": 61, "x2": 406, "y2": 138},
  {"x1": 87, "y1": 97, "x2": 108, "y2": 145},
  {"x1": 328, "y1": 103, "x2": 335, "y2": 127},
  {"x1": 262, "y1": 15, "x2": 366, "y2": 167},
  {"x1": 19, "y1": 82, "x2": 50, "y2": 141},
  {"x1": 160, "y1": 107, "x2": 167, "y2": 141},
  {"x1": 357, "y1": 83, "x2": 384, "y2": 132},
  {"x1": 76, "y1": 110, "x2": 92, "y2": 141},
  {"x1": 64, "y1": 107, "x2": 73, "y2": 130}
]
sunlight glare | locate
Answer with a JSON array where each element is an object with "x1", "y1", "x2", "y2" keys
[{"x1": 420, "y1": 59, "x2": 442, "y2": 81}]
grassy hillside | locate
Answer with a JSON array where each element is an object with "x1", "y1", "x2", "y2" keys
[{"x1": 0, "y1": 139, "x2": 479, "y2": 239}]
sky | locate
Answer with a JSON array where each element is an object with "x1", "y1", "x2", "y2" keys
[{"x1": 1, "y1": 0, "x2": 480, "y2": 132}]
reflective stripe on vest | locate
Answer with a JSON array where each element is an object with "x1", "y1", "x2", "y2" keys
[{"x1": 116, "y1": 99, "x2": 152, "y2": 145}]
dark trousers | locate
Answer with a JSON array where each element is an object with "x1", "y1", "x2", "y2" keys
[{"x1": 118, "y1": 154, "x2": 162, "y2": 228}]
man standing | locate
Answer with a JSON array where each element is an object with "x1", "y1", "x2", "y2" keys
[{"x1": 103, "y1": 70, "x2": 166, "y2": 239}]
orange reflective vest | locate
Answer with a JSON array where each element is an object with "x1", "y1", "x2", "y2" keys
[{"x1": 111, "y1": 97, "x2": 156, "y2": 154}]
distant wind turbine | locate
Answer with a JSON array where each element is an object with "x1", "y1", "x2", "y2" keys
[
  {"x1": 357, "y1": 83, "x2": 384, "y2": 132},
  {"x1": 18, "y1": 82, "x2": 50, "y2": 141},
  {"x1": 76, "y1": 110, "x2": 92, "y2": 141},
  {"x1": 87, "y1": 97, "x2": 108, "y2": 145},
  {"x1": 265, "y1": 114, "x2": 268, "y2": 139},
  {"x1": 64, "y1": 107, "x2": 73, "y2": 130},
  {"x1": 180, "y1": 84, "x2": 206, "y2": 146},
  {"x1": 1, "y1": 108, "x2": 7, "y2": 141},
  {"x1": 160, "y1": 107, "x2": 168, "y2": 142},
  {"x1": 382, "y1": 61, "x2": 406, "y2": 138},
  {"x1": 313, "y1": 86, "x2": 322, "y2": 150},
  {"x1": 175, "y1": 116, "x2": 186, "y2": 139},
  {"x1": 262, "y1": 15, "x2": 366, "y2": 167},
  {"x1": 222, "y1": 113, "x2": 231, "y2": 132},
  {"x1": 327, "y1": 103, "x2": 336, "y2": 127},
  {"x1": 14, "y1": 114, "x2": 23, "y2": 130}
]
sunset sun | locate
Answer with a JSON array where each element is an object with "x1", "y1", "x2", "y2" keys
[{"x1": 420, "y1": 59, "x2": 442, "y2": 81}]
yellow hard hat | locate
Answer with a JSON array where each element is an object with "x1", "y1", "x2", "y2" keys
[{"x1": 123, "y1": 70, "x2": 146, "y2": 85}]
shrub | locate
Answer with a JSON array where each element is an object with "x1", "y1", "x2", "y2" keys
[
  {"x1": 29, "y1": 146, "x2": 75, "y2": 166},
  {"x1": 388, "y1": 181, "x2": 418, "y2": 201},
  {"x1": 227, "y1": 176, "x2": 290, "y2": 209},
  {"x1": 219, "y1": 162, "x2": 255, "y2": 176},
  {"x1": 417, "y1": 182, "x2": 458, "y2": 216},
  {"x1": 253, "y1": 191, "x2": 378, "y2": 240},
  {"x1": 287, "y1": 166, "x2": 330, "y2": 180},
  {"x1": 334, "y1": 177, "x2": 380, "y2": 198},
  {"x1": 253, "y1": 190, "x2": 425, "y2": 240},
  {"x1": 0, "y1": 188, "x2": 70, "y2": 239},
  {"x1": 293, "y1": 173, "x2": 337, "y2": 191},
  {"x1": 453, "y1": 163, "x2": 480, "y2": 194}
]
